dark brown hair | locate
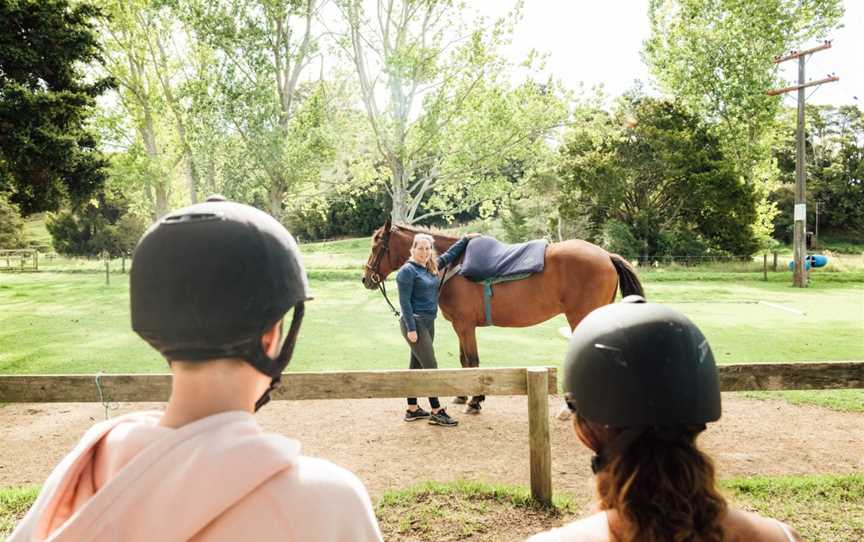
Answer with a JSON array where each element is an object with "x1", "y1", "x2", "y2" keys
[{"x1": 576, "y1": 415, "x2": 727, "y2": 542}]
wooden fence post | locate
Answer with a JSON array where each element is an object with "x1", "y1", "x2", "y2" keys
[
  {"x1": 773, "y1": 251, "x2": 778, "y2": 272},
  {"x1": 527, "y1": 367, "x2": 552, "y2": 505},
  {"x1": 105, "y1": 260, "x2": 110, "y2": 285},
  {"x1": 763, "y1": 253, "x2": 768, "y2": 281}
]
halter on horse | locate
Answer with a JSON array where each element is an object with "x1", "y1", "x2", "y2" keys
[{"x1": 361, "y1": 225, "x2": 402, "y2": 317}]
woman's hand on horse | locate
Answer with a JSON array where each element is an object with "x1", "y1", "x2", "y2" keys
[{"x1": 407, "y1": 331, "x2": 418, "y2": 343}]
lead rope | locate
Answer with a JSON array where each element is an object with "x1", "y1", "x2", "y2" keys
[{"x1": 378, "y1": 281, "x2": 401, "y2": 318}]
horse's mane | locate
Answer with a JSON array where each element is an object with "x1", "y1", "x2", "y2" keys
[{"x1": 392, "y1": 223, "x2": 459, "y2": 240}]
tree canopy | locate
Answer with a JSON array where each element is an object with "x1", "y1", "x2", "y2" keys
[
  {"x1": 339, "y1": 0, "x2": 567, "y2": 224},
  {"x1": 643, "y1": 0, "x2": 844, "y2": 247},
  {"x1": 0, "y1": 0, "x2": 113, "y2": 215},
  {"x1": 557, "y1": 94, "x2": 757, "y2": 260},
  {"x1": 4, "y1": 0, "x2": 856, "y2": 255}
]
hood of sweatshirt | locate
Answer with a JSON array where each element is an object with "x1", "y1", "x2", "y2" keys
[{"x1": 15, "y1": 410, "x2": 299, "y2": 542}]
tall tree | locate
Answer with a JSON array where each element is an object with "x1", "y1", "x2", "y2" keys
[
  {"x1": 557, "y1": 95, "x2": 758, "y2": 260},
  {"x1": 97, "y1": 0, "x2": 180, "y2": 219},
  {"x1": 773, "y1": 104, "x2": 864, "y2": 238},
  {"x1": 643, "y1": 0, "x2": 843, "y2": 245},
  {"x1": 0, "y1": 0, "x2": 113, "y2": 215},
  {"x1": 177, "y1": 0, "x2": 335, "y2": 218},
  {"x1": 338, "y1": 0, "x2": 567, "y2": 224}
]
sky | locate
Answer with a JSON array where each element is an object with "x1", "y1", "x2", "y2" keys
[{"x1": 479, "y1": 0, "x2": 862, "y2": 107}]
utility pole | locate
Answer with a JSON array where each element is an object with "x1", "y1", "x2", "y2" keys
[{"x1": 767, "y1": 41, "x2": 838, "y2": 287}]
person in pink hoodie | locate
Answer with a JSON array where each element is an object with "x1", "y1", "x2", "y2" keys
[
  {"x1": 10, "y1": 196, "x2": 383, "y2": 542},
  {"x1": 527, "y1": 297, "x2": 800, "y2": 542}
]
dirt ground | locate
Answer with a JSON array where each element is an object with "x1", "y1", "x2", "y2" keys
[{"x1": 1, "y1": 394, "x2": 862, "y2": 508}]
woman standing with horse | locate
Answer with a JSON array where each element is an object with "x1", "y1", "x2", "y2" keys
[
  {"x1": 396, "y1": 231, "x2": 480, "y2": 427},
  {"x1": 362, "y1": 220, "x2": 644, "y2": 414}
]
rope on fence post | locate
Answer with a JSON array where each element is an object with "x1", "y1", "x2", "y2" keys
[{"x1": 94, "y1": 373, "x2": 119, "y2": 420}]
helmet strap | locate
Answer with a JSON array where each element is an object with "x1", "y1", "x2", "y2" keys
[{"x1": 253, "y1": 302, "x2": 305, "y2": 412}]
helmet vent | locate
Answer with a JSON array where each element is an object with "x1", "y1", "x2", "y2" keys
[
  {"x1": 697, "y1": 339, "x2": 710, "y2": 363},
  {"x1": 162, "y1": 212, "x2": 223, "y2": 224},
  {"x1": 594, "y1": 343, "x2": 628, "y2": 367}
]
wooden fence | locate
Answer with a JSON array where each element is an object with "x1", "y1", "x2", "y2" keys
[
  {"x1": 0, "y1": 361, "x2": 862, "y2": 504},
  {"x1": 0, "y1": 249, "x2": 38, "y2": 271}
]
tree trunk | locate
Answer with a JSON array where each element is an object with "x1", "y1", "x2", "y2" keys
[
  {"x1": 268, "y1": 183, "x2": 283, "y2": 219},
  {"x1": 140, "y1": 108, "x2": 169, "y2": 219},
  {"x1": 185, "y1": 152, "x2": 199, "y2": 204},
  {"x1": 391, "y1": 187, "x2": 408, "y2": 224},
  {"x1": 206, "y1": 156, "x2": 217, "y2": 195},
  {"x1": 389, "y1": 159, "x2": 409, "y2": 224}
]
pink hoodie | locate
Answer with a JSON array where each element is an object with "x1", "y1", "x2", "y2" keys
[{"x1": 9, "y1": 411, "x2": 382, "y2": 542}]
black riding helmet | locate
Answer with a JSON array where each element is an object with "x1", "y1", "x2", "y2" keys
[
  {"x1": 563, "y1": 296, "x2": 721, "y2": 471},
  {"x1": 130, "y1": 195, "x2": 312, "y2": 410}
]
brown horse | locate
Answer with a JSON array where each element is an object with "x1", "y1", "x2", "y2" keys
[{"x1": 361, "y1": 220, "x2": 644, "y2": 412}]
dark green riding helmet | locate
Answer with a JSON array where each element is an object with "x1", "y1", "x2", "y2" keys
[
  {"x1": 130, "y1": 195, "x2": 312, "y2": 409},
  {"x1": 563, "y1": 296, "x2": 721, "y2": 428}
]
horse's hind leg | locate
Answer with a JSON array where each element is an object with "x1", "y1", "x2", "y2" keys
[
  {"x1": 565, "y1": 308, "x2": 596, "y2": 335},
  {"x1": 452, "y1": 342, "x2": 468, "y2": 405},
  {"x1": 460, "y1": 326, "x2": 485, "y2": 414},
  {"x1": 453, "y1": 324, "x2": 484, "y2": 412}
]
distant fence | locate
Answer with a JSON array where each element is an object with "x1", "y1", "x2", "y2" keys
[
  {"x1": 0, "y1": 362, "x2": 861, "y2": 504},
  {"x1": 0, "y1": 249, "x2": 38, "y2": 271}
]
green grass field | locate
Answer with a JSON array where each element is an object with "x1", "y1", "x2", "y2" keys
[
  {"x1": 2, "y1": 272, "x2": 862, "y2": 373},
  {"x1": 1, "y1": 237, "x2": 862, "y2": 409}
]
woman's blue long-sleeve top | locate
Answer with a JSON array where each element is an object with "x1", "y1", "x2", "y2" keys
[{"x1": 396, "y1": 237, "x2": 470, "y2": 332}]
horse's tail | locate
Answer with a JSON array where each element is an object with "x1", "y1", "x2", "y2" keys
[{"x1": 609, "y1": 253, "x2": 645, "y2": 300}]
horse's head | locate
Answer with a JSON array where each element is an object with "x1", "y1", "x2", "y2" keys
[{"x1": 362, "y1": 219, "x2": 402, "y2": 289}]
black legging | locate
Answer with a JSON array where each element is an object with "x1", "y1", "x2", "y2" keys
[{"x1": 400, "y1": 315, "x2": 441, "y2": 409}]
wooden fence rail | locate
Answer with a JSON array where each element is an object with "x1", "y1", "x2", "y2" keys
[
  {"x1": 0, "y1": 361, "x2": 861, "y2": 504},
  {"x1": 0, "y1": 367, "x2": 559, "y2": 504},
  {"x1": 1, "y1": 362, "x2": 858, "y2": 404}
]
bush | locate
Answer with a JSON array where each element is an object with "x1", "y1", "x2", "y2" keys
[
  {"x1": 285, "y1": 178, "x2": 391, "y2": 241},
  {"x1": 601, "y1": 219, "x2": 641, "y2": 259},
  {"x1": 0, "y1": 193, "x2": 25, "y2": 248},
  {"x1": 46, "y1": 191, "x2": 146, "y2": 257},
  {"x1": 657, "y1": 228, "x2": 712, "y2": 260}
]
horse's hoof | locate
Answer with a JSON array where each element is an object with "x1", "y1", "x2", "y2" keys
[
  {"x1": 452, "y1": 396, "x2": 467, "y2": 404},
  {"x1": 465, "y1": 404, "x2": 481, "y2": 415}
]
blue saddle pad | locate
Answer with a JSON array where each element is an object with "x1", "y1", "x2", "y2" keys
[{"x1": 459, "y1": 236, "x2": 548, "y2": 281}]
